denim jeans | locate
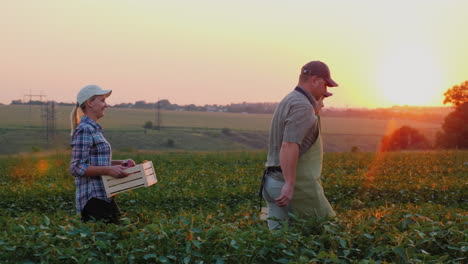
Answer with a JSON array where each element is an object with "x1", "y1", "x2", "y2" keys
[{"x1": 262, "y1": 173, "x2": 291, "y2": 230}]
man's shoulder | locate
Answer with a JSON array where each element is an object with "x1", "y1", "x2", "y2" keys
[
  {"x1": 281, "y1": 90, "x2": 311, "y2": 105},
  {"x1": 278, "y1": 91, "x2": 313, "y2": 112}
]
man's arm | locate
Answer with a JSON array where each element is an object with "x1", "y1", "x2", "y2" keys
[{"x1": 275, "y1": 141, "x2": 299, "y2": 207}]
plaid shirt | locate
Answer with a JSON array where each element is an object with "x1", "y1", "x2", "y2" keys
[{"x1": 69, "y1": 116, "x2": 112, "y2": 213}]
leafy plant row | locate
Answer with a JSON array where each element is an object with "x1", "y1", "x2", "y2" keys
[{"x1": 0, "y1": 150, "x2": 466, "y2": 263}]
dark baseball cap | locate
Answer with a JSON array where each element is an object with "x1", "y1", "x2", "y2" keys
[{"x1": 301, "y1": 61, "x2": 338, "y2": 87}]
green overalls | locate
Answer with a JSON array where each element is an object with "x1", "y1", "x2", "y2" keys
[
  {"x1": 263, "y1": 120, "x2": 335, "y2": 230},
  {"x1": 291, "y1": 128, "x2": 336, "y2": 218}
]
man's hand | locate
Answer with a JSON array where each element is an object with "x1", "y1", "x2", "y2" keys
[
  {"x1": 314, "y1": 96, "x2": 325, "y2": 114},
  {"x1": 278, "y1": 142, "x2": 299, "y2": 208},
  {"x1": 275, "y1": 182, "x2": 294, "y2": 207},
  {"x1": 107, "y1": 165, "x2": 130, "y2": 179}
]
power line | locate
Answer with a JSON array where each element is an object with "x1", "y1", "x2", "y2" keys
[
  {"x1": 23, "y1": 91, "x2": 47, "y2": 121},
  {"x1": 41, "y1": 101, "x2": 56, "y2": 144},
  {"x1": 23, "y1": 93, "x2": 47, "y2": 102},
  {"x1": 23, "y1": 91, "x2": 56, "y2": 144},
  {"x1": 155, "y1": 98, "x2": 162, "y2": 131}
]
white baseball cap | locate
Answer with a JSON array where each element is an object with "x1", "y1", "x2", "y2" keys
[{"x1": 77, "y1": 85, "x2": 112, "y2": 106}]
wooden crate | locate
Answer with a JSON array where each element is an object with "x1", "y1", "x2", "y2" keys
[{"x1": 101, "y1": 161, "x2": 157, "y2": 197}]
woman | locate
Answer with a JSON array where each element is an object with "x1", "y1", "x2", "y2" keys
[{"x1": 69, "y1": 84, "x2": 134, "y2": 223}]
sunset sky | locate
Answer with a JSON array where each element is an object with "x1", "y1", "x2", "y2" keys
[{"x1": 1, "y1": 0, "x2": 467, "y2": 108}]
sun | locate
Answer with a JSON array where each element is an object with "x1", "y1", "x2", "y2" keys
[{"x1": 376, "y1": 44, "x2": 444, "y2": 106}]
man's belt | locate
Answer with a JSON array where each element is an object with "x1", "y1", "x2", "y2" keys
[{"x1": 266, "y1": 166, "x2": 282, "y2": 173}]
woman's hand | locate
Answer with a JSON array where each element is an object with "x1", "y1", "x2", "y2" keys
[
  {"x1": 107, "y1": 165, "x2": 130, "y2": 179},
  {"x1": 121, "y1": 159, "x2": 136, "y2": 167}
]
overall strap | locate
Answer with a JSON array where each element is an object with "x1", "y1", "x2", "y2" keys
[
  {"x1": 294, "y1": 86, "x2": 320, "y2": 127},
  {"x1": 293, "y1": 86, "x2": 321, "y2": 152},
  {"x1": 294, "y1": 86, "x2": 315, "y2": 106}
]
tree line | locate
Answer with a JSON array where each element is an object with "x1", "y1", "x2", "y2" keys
[
  {"x1": 6, "y1": 80, "x2": 467, "y2": 151},
  {"x1": 381, "y1": 80, "x2": 467, "y2": 151},
  {"x1": 113, "y1": 100, "x2": 279, "y2": 114},
  {"x1": 8, "y1": 99, "x2": 451, "y2": 123}
]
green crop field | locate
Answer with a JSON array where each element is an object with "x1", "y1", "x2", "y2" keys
[
  {"x1": 0, "y1": 105, "x2": 441, "y2": 133},
  {"x1": 0, "y1": 150, "x2": 466, "y2": 263},
  {"x1": 0, "y1": 105, "x2": 272, "y2": 131},
  {"x1": 0, "y1": 105, "x2": 443, "y2": 154}
]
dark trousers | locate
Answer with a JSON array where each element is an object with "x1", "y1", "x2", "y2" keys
[{"x1": 81, "y1": 197, "x2": 121, "y2": 224}]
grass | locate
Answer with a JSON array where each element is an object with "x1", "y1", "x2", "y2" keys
[
  {"x1": 0, "y1": 127, "x2": 267, "y2": 155},
  {"x1": 0, "y1": 150, "x2": 466, "y2": 263},
  {"x1": 0, "y1": 105, "x2": 444, "y2": 154},
  {"x1": 0, "y1": 105, "x2": 441, "y2": 134},
  {"x1": 0, "y1": 105, "x2": 272, "y2": 131}
]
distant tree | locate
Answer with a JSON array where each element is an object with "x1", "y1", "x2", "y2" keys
[
  {"x1": 184, "y1": 104, "x2": 198, "y2": 111},
  {"x1": 156, "y1": 99, "x2": 171, "y2": 108},
  {"x1": 143, "y1": 121, "x2": 153, "y2": 130},
  {"x1": 436, "y1": 81, "x2": 468, "y2": 149},
  {"x1": 221, "y1": 127, "x2": 232, "y2": 135},
  {"x1": 443, "y1": 81, "x2": 468, "y2": 107},
  {"x1": 166, "y1": 138, "x2": 175, "y2": 147},
  {"x1": 350, "y1": 146, "x2": 360, "y2": 153},
  {"x1": 135, "y1": 100, "x2": 149, "y2": 109},
  {"x1": 114, "y1": 102, "x2": 133, "y2": 108},
  {"x1": 380, "y1": 126, "x2": 431, "y2": 151},
  {"x1": 436, "y1": 102, "x2": 468, "y2": 149}
]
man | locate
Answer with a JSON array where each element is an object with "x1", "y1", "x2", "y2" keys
[{"x1": 261, "y1": 60, "x2": 337, "y2": 230}]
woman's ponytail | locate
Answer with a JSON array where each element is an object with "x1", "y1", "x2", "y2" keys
[{"x1": 70, "y1": 103, "x2": 83, "y2": 136}]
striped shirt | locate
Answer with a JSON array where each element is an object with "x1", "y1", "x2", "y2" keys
[{"x1": 69, "y1": 116, "x2": 112, "y2": 213}]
